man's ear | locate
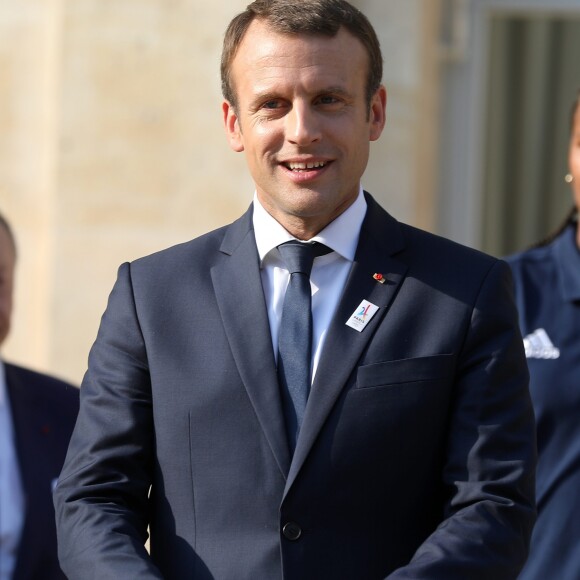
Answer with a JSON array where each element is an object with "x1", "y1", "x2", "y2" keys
[
  {"x1": 223, "y1": 101, "x2": 244, "y2": 152},
  {"x1": 369, "y1": 85, "x2": 387, "y2": 142}
]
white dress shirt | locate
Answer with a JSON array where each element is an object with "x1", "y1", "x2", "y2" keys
[
  {"x1": 0, "y1": 359, "x2": 25, "y2": 580},
  {"x1": 253, "y1": 187, "x2": 367, "y2": 381}
]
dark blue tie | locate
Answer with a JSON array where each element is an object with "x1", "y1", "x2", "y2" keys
[{"x1": 277, "y1": 241, "x2": 331, "y2": 452}]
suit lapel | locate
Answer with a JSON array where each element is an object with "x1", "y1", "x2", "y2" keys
[
  {"x1": 285, "y1": 195, "x2": 408, "y2": 493},
  {"x1": 211, "y1": 207, "x2": 291, "y2": 477}
]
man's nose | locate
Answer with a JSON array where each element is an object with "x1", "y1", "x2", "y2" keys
[{"x1": 285, "y1": 103, "x2": 322, "y2": 146}]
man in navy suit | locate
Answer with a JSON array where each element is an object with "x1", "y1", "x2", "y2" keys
[
  {"x1": 0, "y1": 213, "x2": 78, "y2": 580},
  {"x1": 54, "y1": 1, "x2": 536, "y2": 578}
]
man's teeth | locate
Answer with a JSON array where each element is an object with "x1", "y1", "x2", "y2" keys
[{"x1": 286, "y1": 161, "x2": 326, "y2": 170}]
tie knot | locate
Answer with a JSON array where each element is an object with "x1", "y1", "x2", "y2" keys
[{"x1": 277, "y1": 241, "x2": 331, "y2": 276}]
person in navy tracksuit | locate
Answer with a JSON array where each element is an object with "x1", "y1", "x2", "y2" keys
[{"x1": 507, "y1": 91, "x2": 580, "y2": 580}]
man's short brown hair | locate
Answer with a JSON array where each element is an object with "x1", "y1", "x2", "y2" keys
[{"x1": 221, "y1": 0, "x2": 383, "y2": 111}]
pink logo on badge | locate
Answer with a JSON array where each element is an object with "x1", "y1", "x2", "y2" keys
[{"x1": 357, "y1": 304, "x2": 371, "y2": 319}]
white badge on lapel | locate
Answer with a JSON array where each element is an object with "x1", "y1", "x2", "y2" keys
[{"x1": 346, "y1": 300, "x2": 380, "y2": 332}]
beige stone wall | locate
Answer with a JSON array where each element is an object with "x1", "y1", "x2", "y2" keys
[
  {"x1": 0, "y1": 0, "x2": 62, "y2": 376},
  {"x1": 0, "y1": 0, "x2": 441, "y2": 385},
  {"x1": 358, "y1": 0, "x2": 442, "y2": 229}
]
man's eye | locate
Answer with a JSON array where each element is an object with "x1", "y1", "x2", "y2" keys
[
  {"x1": 263, "y1": 100, "x2": 281, "y2": 110},
  {"x1": 318, "y1": 96, "x2": 339, "y2": 105}
]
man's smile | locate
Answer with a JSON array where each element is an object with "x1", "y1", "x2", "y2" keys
[{"x1": 283, "y1": 160, "x2": 328, "y2": 171}]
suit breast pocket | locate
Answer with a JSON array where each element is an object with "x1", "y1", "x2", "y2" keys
[{"x1": 355, "y1": 354, "x2": 455, "y2": 390}]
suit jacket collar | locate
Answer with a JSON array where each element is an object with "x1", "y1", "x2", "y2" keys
[
  {"x1": 285, "y1": 193, "x2": 408, "y2": 493},
  {"x1": 212, "y1": 195, "x2": 408, "y2": 488},
  {"x1": 212, "y1": 205, "x2": 292, "y2": 477}
]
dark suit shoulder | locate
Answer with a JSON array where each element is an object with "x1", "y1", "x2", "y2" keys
[
  {"x1": 5, "y1": 362, "x2": 77, "y2": 395},
  {"x1": 129, "y1": 206, "x2": 253, "y2": 276},
  {"x1": 364, "y1": 192, "x2": 498, "y2": 277},
  {"x1": 396, "y1": 223, "x2": 509, "y2": 312},
  {"x1": 117, "y1": 208, "x2": 256, "y2": 307},
  {"x1": 5, "y1": 362, "x2": 79, "y2": 420},
  {"x1": 136, "y1": 224, "x2": 230, "y2": 268},
  {"x1": 400, "y1": 222, "x2": 496, "y2": 268}
]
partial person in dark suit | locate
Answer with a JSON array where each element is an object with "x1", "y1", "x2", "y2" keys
[
  {"x1": 0, "y1": 213, "x2": 79, "y2": 580},
  {"x1": 54, "y1": 1, "x2": 536, "y2": 578},
  {"x1": 507, "y1": 91, "x2": 580, "y2": 580}
]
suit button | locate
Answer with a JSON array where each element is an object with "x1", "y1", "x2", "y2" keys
[{"x1": 282, "y1": 522, "x2": 302, "y2": 541}]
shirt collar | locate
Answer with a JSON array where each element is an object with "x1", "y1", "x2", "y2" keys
[
  {"x1": 252, "y1": 186, "x2": 367, "y2": 264},
  {"x1": 554, "y1": 223, "x2": 580, "y2": 302}
]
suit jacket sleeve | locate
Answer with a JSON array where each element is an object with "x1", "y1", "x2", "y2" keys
[
  {"x1": 388, "y1": 259, "x2": 536, "y2": 579},
  {"x1": 54, "y1": 262, "x2": 163, "y2": 579}
]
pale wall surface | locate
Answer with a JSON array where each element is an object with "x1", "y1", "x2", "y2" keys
[
  {"x1": 0, "y1": 0, "x2": 441, "y2": 384},
  {"x1": 360, "y1": 0, "x2": 441, "y2": 230}
]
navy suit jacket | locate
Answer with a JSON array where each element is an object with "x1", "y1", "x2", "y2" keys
[
  {"x1": 5, "y1": 362, "x2": 78, "y2": 580},
  {"x1": 55, "y1": 194, "x2": 536, "y2": 579}
]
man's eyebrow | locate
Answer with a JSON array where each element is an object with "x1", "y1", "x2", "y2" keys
[
  {"x1": 250, "y1": 91, "x2": 281, "y2": 105},
  {"x1": 249, "y1": 85, "x2": 353, "y2": 107},
  {"x1": 319, "y1": 86, "x2": 351, "y2": 96}
]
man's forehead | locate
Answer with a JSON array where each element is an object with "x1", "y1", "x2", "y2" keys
[{"x1": 233, "y1": 22, "x2": 365, "y2": 74}]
